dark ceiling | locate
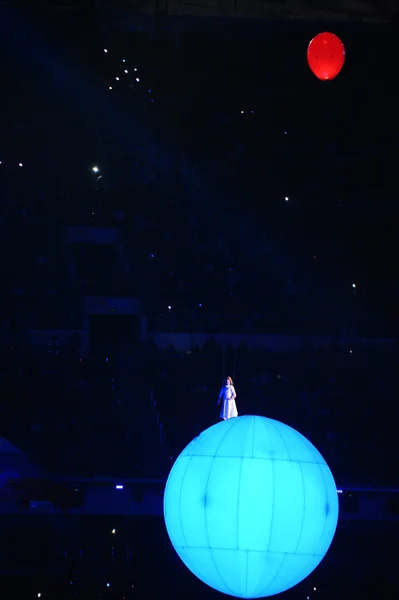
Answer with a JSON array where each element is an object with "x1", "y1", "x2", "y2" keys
[{"x1": 3, "y1": 0, "x2": 399, "y2": 23}]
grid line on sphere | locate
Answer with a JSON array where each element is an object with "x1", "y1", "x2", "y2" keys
[
  {"x1": 285, "y1": 532, "x2": 323, "y2": 595},
  {"x1": 252, "y1": 552, "x2": 286, "y2": 598},
  {"x1": 236, "y1": 456, "x2": 244, "y2": 551},
  {"x1": 245, "y1": 550, "x2": 249, "y2": 598},
  {"x1": 312, "y1": 461, "x2": 335, "y2": 556},
  {"x1": 173, "y1": 546, "x2": 326, "y2": 557},
  {"x1": 204, "y1": 418, "x2": 243, "y2": 597},
  {"x1": 262, "y1": 551, "x2": 289, "y2": 597},
  {"x1": 252, "y1": 419, "x2": 268, "y2": 597},
  {"x1": 293, "y1": 459, "x2": 306, "y2": 555},
  {"x1": 268, "y1": 417, "x2": 307, "y2": 569},
  {"x1": 182, "y1": 454, "x2": 326, "y2": 464},
  {"x1": 235, "y1": 456, "x2": 246, "y2": 595},
  {"x1": 265, "y1": 443, "x2": 275, "y2": 554},
  {"x1": 262, "y1": 417, "x2": 278, "y2": 556},
  {"x1": 284, "y1": 552, "x2": 313, "y2": 595},
  {"x1": 246, "y1": 417, "x2": 257, "y2": 597},
  {"x1": 281, "y1": 459, "x2": 337, "y2": 594},
  {"x1": 260, "y1": 417, "x2": 316, "y2": 597},
  {"x1": 251, "y1": 416, "x2": 256, "y2": 458},
  {"x1": 269, "y1": 418, "x2": 293, "y2": 460},
  {"x1": 175, "y1": 447, "x2": 194, "y2": 552}
]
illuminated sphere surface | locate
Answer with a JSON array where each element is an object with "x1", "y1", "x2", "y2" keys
[
  {"x1": 307, "y1": 32, "x2": 345, "y2": 80},
  {"x1": 164, "y1": 415, "x2": 338, "y2": 598}
]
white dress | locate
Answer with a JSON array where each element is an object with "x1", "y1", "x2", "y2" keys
[{"x1": 219, "y1": 384, "x2": 238, "y2": 420}]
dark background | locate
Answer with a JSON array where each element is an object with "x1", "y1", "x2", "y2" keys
[
  {"x1": 0, "y1": 3, "x2": 399, "y2": 599},
  {"x1": 1, "y1": 9, "x2": 398, "y2": 335}
]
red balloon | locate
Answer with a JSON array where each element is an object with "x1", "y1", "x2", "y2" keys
[{"x1": 307, "y1": 32, "x2": 345, "y2": 81}]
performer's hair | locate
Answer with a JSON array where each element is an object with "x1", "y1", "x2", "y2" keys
[{"x1": 225, "y1": 376, "x2": 234, "y2": 385}]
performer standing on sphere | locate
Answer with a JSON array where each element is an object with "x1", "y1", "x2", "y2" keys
[{"x1": 217, "y1": 376, "x2": 238, "y2": 420}]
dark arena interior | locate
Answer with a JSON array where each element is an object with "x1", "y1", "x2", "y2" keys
[{"x1": 1, "y1": 0, "x2": 399, "y2": 598}]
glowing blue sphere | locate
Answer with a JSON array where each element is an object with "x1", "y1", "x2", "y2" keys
[{"x1": 164, "y1": 415, "x2": 339, "y2": 598}]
